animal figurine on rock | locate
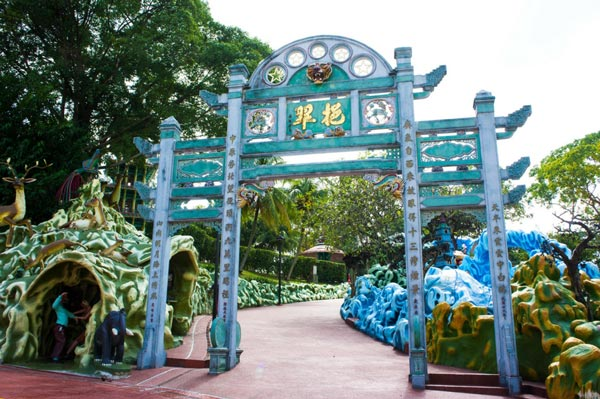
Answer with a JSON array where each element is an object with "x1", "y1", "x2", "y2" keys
[
  {"x1": 94, "y1": 309, "x2": 127, "y2": 366},
  {"x1": 0, "y1": 159, "x2": 51, "y2": 247}
]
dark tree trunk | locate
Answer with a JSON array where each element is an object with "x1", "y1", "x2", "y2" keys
[{"x1": 239, "y1": 201, "x2": 260, "y2": 273}]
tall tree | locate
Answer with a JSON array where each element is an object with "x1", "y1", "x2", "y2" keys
[
  {"x1": 285, "y1": 178, "x2": 328, "y2": 280},
  {"x1": 0, "y1": 0, "x2": 271, "y2": 221},
  {"x1": 528, "y1": 131, "x2": 600, "y2": 306},
  {"x1": 313, "y1": 176, "x2": 404, "y2": 272}
]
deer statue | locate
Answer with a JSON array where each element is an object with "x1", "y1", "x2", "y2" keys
[
  {"x1": 86, "y1": 197, "x2": 107, "y2": 228},
  {"x1": 0, "y1": 158, "x2": 52, "y2": 247}
]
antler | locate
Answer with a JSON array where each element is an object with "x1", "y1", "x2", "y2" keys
[
  {"x1": 23, "y1": 159, "x2": 53, "y2": 178},
  {"x1": 0, "y1": 158, "x2": 53, "y2": 179},
  {"x1": 0, "y1": 158, "x2": 18, "y2": 178}
]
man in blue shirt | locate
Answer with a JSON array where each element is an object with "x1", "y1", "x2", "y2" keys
[{"x1": 51, "y1": 292, "x2": 78, "y2": 362}]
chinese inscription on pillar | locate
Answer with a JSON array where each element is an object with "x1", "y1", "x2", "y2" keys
[
  {"x1": 401, "y1": 119, "x2": 424, "y2": 347},
  {"x1": 218, "y1": 132, "x2": 240, "y2": 322},
  {"x1": 489, "y1": 202, "x2": 509, "y2": 321},
  {"x1": 147, "y1": 219, "x2": 166, "y2": 324}
]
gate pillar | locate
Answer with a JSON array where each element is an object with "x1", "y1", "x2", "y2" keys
[
  {"x1": 137, "y1": 118, "x2": 180, "y2": 369},
  {"x1": 217, "y1": 64, "x2": 248, "y2": 371},
  {"x1": 475, "y1": 91, "x2": 521, "y2": 395},
  {"x1": 395, "y1": 47, "x2": 428, "y2": 388}
]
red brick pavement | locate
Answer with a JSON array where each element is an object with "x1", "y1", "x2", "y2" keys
[{"x1": 0, "y1": 299, "x2": 545, "y2": 399}]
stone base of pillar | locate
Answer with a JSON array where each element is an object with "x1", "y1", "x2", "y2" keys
[
  {"x1": 506, "y1": 375, "x2": 522, "y2": 396},
  {"x1": 208, "y1": 347, "x2": 243, "y2": 374},
  {"x1": 409, "y1": 348, "x2": 428, "y2": 389}
]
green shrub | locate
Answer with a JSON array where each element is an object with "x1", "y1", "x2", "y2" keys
[
  {"x1": 185, "y1": 225, "x2": 346, "y2": 284},
  {"x1": 243, "y1": 249, "x2": 345, "y2": 284}
]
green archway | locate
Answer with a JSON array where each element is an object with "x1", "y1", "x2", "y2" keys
[{"x1": 134, "y1": 35, "x2": 531, "y2": 395}]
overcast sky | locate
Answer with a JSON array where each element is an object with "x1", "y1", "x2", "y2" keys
[{"x1": 206, "y1": 0, "x2": 600, "y2": 233}]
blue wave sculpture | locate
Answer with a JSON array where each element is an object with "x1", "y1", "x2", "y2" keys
[{"x1": 340, "y1": 229, "x2": 598, "y2": 351}]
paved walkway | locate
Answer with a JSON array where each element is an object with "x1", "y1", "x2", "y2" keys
[{"x1": 0, "y1": 299, "x2": 543, "y2": 399}]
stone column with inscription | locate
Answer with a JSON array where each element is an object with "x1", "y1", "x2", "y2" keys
[
  {"x1": 137, "y1": 117, "x2": 180, "y2": 369},
  {"x1": 217, "y1": 64, "x2": 249, "y2": 370},
  {"x1": 395, "y1": 47, "x2": 428, "y2": 388},
  {"x1": 475, "y1": 91, "x2": 521, "y2": 395}
]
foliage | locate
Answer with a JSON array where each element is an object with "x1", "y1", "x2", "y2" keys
[
  {"x1": 312, "y1": 176, "x2": 404, "y2": 271},
  {"x1": 185, "y1": 225, "x2": 346, "y2": 284},
  {"x1": 285, "y1": 178, "x2": 329, "y2": 280},
  {"x1": 529, "y1": 132, "x2": 600, "y2": 209},
  {"x1": 243, "y1": 217, "x2": 297, "y2": 253},
  {"x1": 508, "y1": 247, "x2": 530, "y2": 265},
  {"x1": 179, "y1": 223, "x2": 219, "y2": 263},
  {"x1": 239, "y1": 182, "x2": 293, "y2": 271},
  {"x1": 549, "y1": 231, "x2": 598, "y2": 265},
  {"x1": 528, "y1": 131, "x2": 600, "y2": 304},
  {"x1": 0, "y1": 0, "x2": 271, "y2": 222},
  {"x1": 241, "y1": 246, "x2": 345, "y2": 284},
  {"x1": 240, "y1": 270, "x2": 284, "y2": 285},
  {"x1": 237, "y1": 277, "x2": 348, "y2": 308}
]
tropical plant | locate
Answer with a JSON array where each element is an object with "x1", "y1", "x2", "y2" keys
[
  {"x1": 239, "y1": 183, "x2": 293, "y2": 272},
  {"x1": 284, "y1": 178, "x2": 330, "y2": 280},
  {"x1": 528, "y1": 131, "x2": 600, "y2": 305}
]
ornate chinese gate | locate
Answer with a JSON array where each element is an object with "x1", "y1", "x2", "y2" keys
[{"x1": 134, "y1": 35, "x2": 531, "y2": 395}]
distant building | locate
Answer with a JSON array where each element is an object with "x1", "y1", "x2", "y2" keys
[{"x1": 300, "y1": 244, "x2": 345, "y2": 263}]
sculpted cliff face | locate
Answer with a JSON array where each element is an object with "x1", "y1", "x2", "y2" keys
[
  {"x1": 425, "y1": 254, "x2": 595, "y2": 383},
  {"x1": 425, "y1": 253, "x2": 600, "y2": 398},
  {"x1": 0, "y1": 179, "x2": 205, "y2": 367},
  {"x1": 341, "y1": 248, "x2": 600, "y2": 398},
  {"x1": 511, "y1": 254, "x2": 588, "y2": 381},
  {"x1": 546, "y1": 337, "x2": 600, "y2": 399}
]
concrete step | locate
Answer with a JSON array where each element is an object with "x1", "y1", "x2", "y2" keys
[
  {"x1": 520, "y1": 381, "x2": 548, "y2": 398},
  {"x1": 426, "y1": 373, "x2": 547, "y2": 398},
  {"x1": 165, "y1": 358, "x2": 209, "y2": 368},
  {"x1": 426, "y1": 383, "x2": 509, "y2": 396},
  {"x1": 428, "y1": 372, "x2": 501, "y2": 386},
  {"x1": 165, "y1": 315, "x2": 211, "y2": 369}
]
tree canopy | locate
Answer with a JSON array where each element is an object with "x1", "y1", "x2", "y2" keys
[
  {"x1": 312, "y1": 176, "x2": 404, "y2": 271},
  {"x1": 0, "y1": 0, "x2": 271, "y2": 221},
  {"x1": 528, "y1": 131, "x2": 600, "y2": 304}
]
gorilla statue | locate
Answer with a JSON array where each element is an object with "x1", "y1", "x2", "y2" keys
[{"x1": 94, "y1": 309, "x2": 127, "y2": 366}]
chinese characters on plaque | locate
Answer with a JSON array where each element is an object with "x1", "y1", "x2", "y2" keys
[{"x1": 289, "y1": 99, "x2": 350, "y2": 135}]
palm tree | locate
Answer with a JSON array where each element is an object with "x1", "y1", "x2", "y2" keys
[
  {"x1": 285, "y1": 178, "x2": 329, "y2": 281},
  {"x1": 239, "y1": 182, "x2": 292, "y2": 272}
]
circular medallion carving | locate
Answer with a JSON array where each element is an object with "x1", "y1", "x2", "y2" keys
[
  {"x1": 310, "y1": 43, "x2": 327, "y2": 59},
  {"x1": 351, "y1": 56, "x2": 374, "y2": 77},
  {"x1": 364, "y1": 99, "x2": 394, "y2": 125},
  {"x1": 287, "y1": 49, "x2": 305, "y2": 67},
  {"x1": 247, "y1": 109, "x2": 275, "y2": 134},
  {"x1": 332, "y1": 45, "x2": 351, "y2": 63},
  {"x1": 264, "y1": 64, "x2": 286, "y2": 85}
]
